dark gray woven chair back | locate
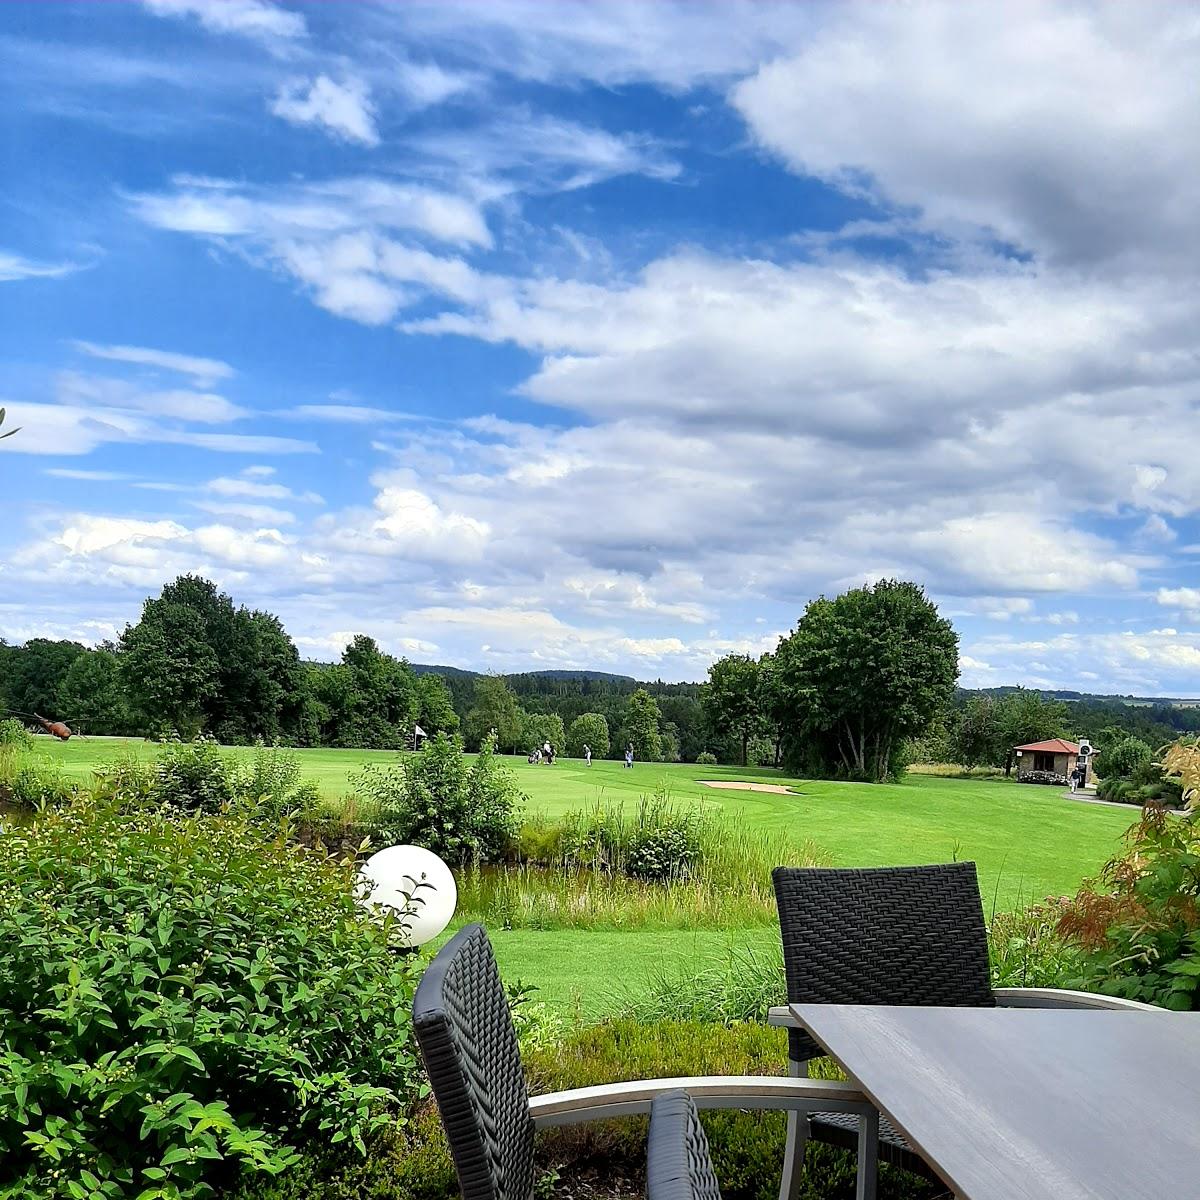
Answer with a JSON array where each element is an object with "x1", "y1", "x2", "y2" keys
[
  {"x1": 647, "y1": 1091, "x2": 723, "y2": 1200},
  {"x1": 773, "y1": 862, "x2": 994, "y2": 1062},
  {"x1": 413, "y1": 923, "x2": 534, "y2": 1200}
]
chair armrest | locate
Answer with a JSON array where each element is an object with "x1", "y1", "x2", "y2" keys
[
  {"x1": 767, "y1": 1005, "x2": 800, "y2": 1029},
  {"x1": 993, "y1": 986, "x2": 1161, "y2": 1011},
  {"x1": 528, "y1": 1074, "x2": 871, "y2": 1129}
]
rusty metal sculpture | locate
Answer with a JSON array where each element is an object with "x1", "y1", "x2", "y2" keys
[{"x1": 4, "y1": 710, "x2": 74, "y2": 740}]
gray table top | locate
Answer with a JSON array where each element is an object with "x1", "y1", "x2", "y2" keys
[{"x1": 790, "y1": 1004, "x2": 1200, "y2": 1200}]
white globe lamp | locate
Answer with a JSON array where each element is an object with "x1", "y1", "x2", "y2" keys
[{"x1": 360, "y1": 844, "x2": 457, "y2": 948}]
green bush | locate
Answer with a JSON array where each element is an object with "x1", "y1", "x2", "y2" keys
[
  {"x1": 1094, "y1": 736, "x2": 1152, "y2": 782},
  {"x1": 0, "y1": 797, "x2": 422, "y2": 1199},
  {"x1": 624, "y1": 799, "x2": 703, "y2": 882},
  {"x1": 0, "y1": 755, "x2": 77, "y2": 810},
  {"x1": 234, "y1": 1020, "x2": 935, "y2": 1200},
  {"x1": 351, "y1": 732, "x2": 522, "y2": 864},
  {"x1": 695, "y1": 751, "x2": 718, "y2": 766},
  {"x1": 228, "y1": 742, "x2": 320, "y2": 820},
  {"x1": 0, "y1": 718, "x2": 33, "y2": 750},
  {"x1": 1060, "y1": 806, "x2": 1200, "y2": 1009},
  {"x1": 152, "y1": 737, "x2": 233, "y2": 812}
]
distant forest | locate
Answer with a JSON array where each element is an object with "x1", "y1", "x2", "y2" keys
[{"x1": 1, "y1": 573, "x2": 1196, "y2": 763}]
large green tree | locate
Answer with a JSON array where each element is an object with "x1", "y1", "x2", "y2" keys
[
  {"x1": 622, "y1": 687, "x2": 663, "y2": 762},
  {"x1": 702, "y1": 653, "x2": 765, "y2": 766},
  {"x1": 119, "y1": 602, "x2": 219, "y2": 737},
  {"x1": 774, "y1": 580, "x2": 959, "y2": 781},
  {"x1": 521, "y1": 712, "x2": 566, "y2": 756},
  {"x1": 464, "y1": 676, "x2": 525, "y2": 754},
  {"x1": 996, "y1": 689, "x2": 1070, "y2": 774},
  {"x1": 118, "y1": 575, "x2": 305, "y2": 741},
  {"x1": 948, "y1": 694, "x2": 1002, "y2": 769},
  {"x1": 4, "y1": 638, "x2": 85, "y2": 716},
  {"x1": 56, "y1": 648, "x2": 132, "y2": 735},
  {"x1": 567, "y1": 712, "x2": 610, "y2": 759},
  {"x1": 416, "y1": 673, "x2": 460, "y2": 738}
]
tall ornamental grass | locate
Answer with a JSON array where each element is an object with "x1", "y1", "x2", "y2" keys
[{"x1": 455, "y1": 793, "x2": 829, "y2": 930}]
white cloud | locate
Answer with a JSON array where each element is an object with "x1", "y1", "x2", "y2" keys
[
  {"x1": 72, "y1": 341, "x2": 234, "y2": 387},
  {"x1": 1156, "y1": 588, "x2": 1200, "y2": 619},
  {"x1": 0, "y1": 397, "x2": 315, "y2": 457},
  {"x1": 731, "y1": 3, "x2": 1200, "y2": 270},
  {"x1": 409, "y1": 111, "x2": 682, "y2": 191},
  {"x1": 386, "y1": 0, "x2": 811, "y2": 90},
  {"x1": 191, "y1": 500, "x2": 296, "y2": 525},
  {"x1": 142, "y1": 0, "x2": 306, "y2": 44},
  {"x1": 131, "y1": 173, "x2": 491, "y2": 248},
  {"x1": 394, "y1": 60, "x2": 477, "y2": 109},
  {"x1": 44, "y1": 468, "x2": 131, "y2": 482},
  {"x1": 271, "y1": 75, "x2": 379, "y2": 146},
  {"x1": 206, "y1": 475, "x2": 322, "y2": 503},
  {"x1": 281, "y1": 404, "x2": 417, "y2": 424},
  {"x1": 0, "y1": 250, "x2": 83, "y2": 282}
]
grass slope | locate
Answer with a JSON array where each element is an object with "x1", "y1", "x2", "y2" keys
[{"x1": 44, "y1": 739, "x2": 1136, "y2": 1014}]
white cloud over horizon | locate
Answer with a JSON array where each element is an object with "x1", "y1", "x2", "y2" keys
[{"x1": 5, "y1": 1, "x2": 1200, "y2": 692}]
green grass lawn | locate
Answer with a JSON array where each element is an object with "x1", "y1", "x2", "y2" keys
[{"x1": 43, "y1": 737, "x2": 1136, "y2": 1014}]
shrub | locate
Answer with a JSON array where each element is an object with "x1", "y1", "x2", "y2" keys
[
  {"x1": 1021, "y1": 769, "x2": 1068, "y2": 786},
  {"x1": 624, "y1": 799, "x2": 703, "y2": 882},
  {"x1": 152, "y1": 737, "x2": 233, "y2": 811},
  {"x1": 0, "y1": 797, "x2": 422, "y2": 1199},
  {"x1": 0, "y1": 755, "x2": 77, "y2": 810},
  {"x1": 0, "y1": 718, "x2": 33, "y2": 749},
  {"x1": 351, "y1": 732, "x2": 522, "y2": 864},
  {"x1": 1094, "y1": 736, "x2": 1152, "y2": 781},
  {"x1": 1058, "y1": 806, "x2": 1200, "y2": 1009},
  {"x1": 234, "y1": 1020, "x2": 936, "y2": 1200},
  {"x1": 457, "y1": 803, "x2": 828, "y2": 931},
  {"x1": 695, "y1": 750, "x2": 718, "y2": 766},
  {"x1": 228, "y1": 742, "x2": 320, "y2": 820}
]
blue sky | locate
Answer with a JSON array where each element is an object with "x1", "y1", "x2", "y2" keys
[{"x1": 2, "y1": 0, "x2": 1199, "y2": 693}]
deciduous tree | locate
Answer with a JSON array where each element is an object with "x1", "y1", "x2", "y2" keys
[
  {"x1": 567, "y1": 712, "x2": 610, "y2": 759},
  {"x1": 774, "y1": 580, "x2": 958, "y2": 782},
  {"x1": 623, "y1": 687, "x2": 663, "y2": 762},
  {"x1": 702, "y1": 653, "x2": 764, "y2": 766}
]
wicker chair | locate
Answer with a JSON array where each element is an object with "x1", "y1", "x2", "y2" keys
[
  {"x1": 413, "y1": 923, "x2": 881, "y2": 1200},
  {"x1": 769, "y1": 861, "x2": 1160, "y2": 1199},
  {"x1": 647, "y1": 1091, "x2": 724, "y2": 1200}
]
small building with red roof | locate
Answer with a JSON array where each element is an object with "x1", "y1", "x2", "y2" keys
[{"x1": 1014, "y1": 738, "x2": 1092, "y2": 785}]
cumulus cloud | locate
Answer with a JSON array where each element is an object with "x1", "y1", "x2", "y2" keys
[
  {"x1": 271, "y1": 75, "x2": 379, "y2": 145},
  {"x1": 732, "y1": 3, "x2": 1200, "y2": 271}
]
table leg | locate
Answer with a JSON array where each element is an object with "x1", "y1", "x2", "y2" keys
[{"x1": 855, "y1": 1106, "x2": 878, "y2": 1200}]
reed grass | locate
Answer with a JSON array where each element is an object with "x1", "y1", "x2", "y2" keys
[{"x1": 456, "y1": 796, "x2": 829, "y2": 931}]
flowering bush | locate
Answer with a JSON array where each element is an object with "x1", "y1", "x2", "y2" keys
[{"x1": 0, "y1": 797, "x2": 421, "y2": 1199}]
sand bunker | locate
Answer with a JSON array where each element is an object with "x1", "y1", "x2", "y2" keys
[{"x1": 698, "y1": 780, "x2": 798, "y2": 795}]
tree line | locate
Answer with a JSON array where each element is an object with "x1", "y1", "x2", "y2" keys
[{"x1": 2, "y1": 574, "x2": 1192, "y2": 774}]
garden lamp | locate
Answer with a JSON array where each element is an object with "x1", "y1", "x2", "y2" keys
[{"x1": 360, "y1": 844, "x2": 457, "y2": 948}]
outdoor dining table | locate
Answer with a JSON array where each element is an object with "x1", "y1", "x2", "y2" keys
[{"x1": 790, "y1": 1003, "x2": 1200, "y2": 1200}]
